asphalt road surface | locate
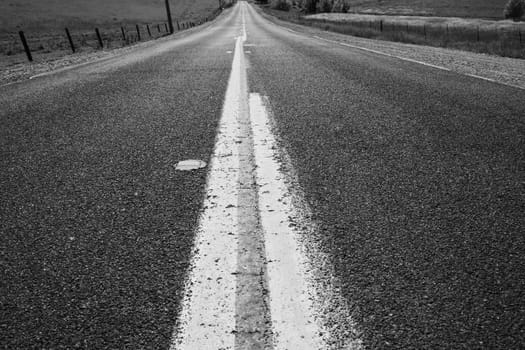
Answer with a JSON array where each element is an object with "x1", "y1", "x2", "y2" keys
[{"x1": 1, "y1": 2, "x2": 524, "y2": 349}]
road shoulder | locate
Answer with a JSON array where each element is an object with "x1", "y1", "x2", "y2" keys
[{"x1": 254, "y1": 6, "x2": 525, "y2": 90}]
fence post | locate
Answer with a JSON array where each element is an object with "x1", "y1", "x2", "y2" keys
[
  {"x1": 146, "y1": 24, "x2": 151, "y2": 37},
  {"x1": 165, "y1": 0, "x2": 174, "y2": 34},
  {"x1": 136, "y1": 24, "x2": 141, "y2": 41},
  {"x1": 165, "y1": 23, "x2": 169, "y2": 32},
  {"x1": 380, "y1": 20, "x2": 383, "y2": 32},
  {"x1": 95, "y1": 28, "x2": 103, "y2": 48},
  {"x1": 121, "y1": 26, "x2": 126, "y2": 42},
  {"x1": 65, "y1": 28, "x2": 75, "y2": 53},
  {"x1": 18, "y1": 31, "x2": 33, "y2": 62}
]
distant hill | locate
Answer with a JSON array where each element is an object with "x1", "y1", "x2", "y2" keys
[
  {"x1": 0, "y1": 0, "x2": 220, "y2": 33},
  {"x1": 344, "y1": 0, "x2": 509, "y2": 19}
]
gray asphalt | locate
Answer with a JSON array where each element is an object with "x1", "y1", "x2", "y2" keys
[
  {"x1": 0, "y1": 9, "x2": 238, "y2": 349},
  {"x1": 2, "y1": 2, "x2": 525, "y2": 349}
]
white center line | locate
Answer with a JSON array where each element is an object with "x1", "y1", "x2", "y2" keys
[
  {"x1": 172, "y1": 3, "x2": 363, "y2": 349},
  {"x1": 170, "y1": 6, "x2": 247, "y2": 350},
  {"x1": 249, "y1": 93, "x2": 325, "y2": 349}
]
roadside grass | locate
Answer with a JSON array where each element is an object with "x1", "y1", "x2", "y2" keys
[
  {"x1": 262, "y1": 7, "x2": 525, "y2": 59},
  {"x1": 0, "y1": 0, "x2": 220, "y2": 34},
  {"x1": 0, "y1": 0, "x2": 222, "y2": 66},
  {"x1": 0, "y1": 0, "x2": 223, "y2": 69},
  {"x1": 340, "y1": 0, "x2": 509, "y2": 20}
]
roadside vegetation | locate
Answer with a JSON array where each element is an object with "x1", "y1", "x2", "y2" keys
[
  {"x1": 263, "y1": 0, "x2": 514, "y2": 19},
  {"x1": 504, "y1": 0, "x2": 525, "y2": 20},
  {"x1": 258, "y1": 0, "x2": 525, "y2": 58},
  {"x1": 0, "y1": 0, "x2": 228, "y2": 66}
]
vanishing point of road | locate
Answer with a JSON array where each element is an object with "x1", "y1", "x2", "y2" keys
[{"x1": 1, "y1": 2, "x2": 524, "y2": 349}]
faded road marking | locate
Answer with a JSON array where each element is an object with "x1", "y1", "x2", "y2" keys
[
  {"x1": 250, "y1": 93, "x2": 324, "y2": 349},
  {"x1": 170, "y1": 8, "x2": 247, "y2": 350}
]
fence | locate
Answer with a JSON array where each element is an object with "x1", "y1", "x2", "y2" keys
[
  {"x1": 264, "y1": 9, "x2": 525, "y2": 58},
  {"x1": 308, "y1": 18, "x2": 524, "y2": 45},
  {"x1": 1, "y1": 7, "x2": 223, "y2": 62}
]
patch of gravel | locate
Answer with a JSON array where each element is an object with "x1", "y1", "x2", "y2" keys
[
  {"x1": 0, "y1": 50, "x2": 117, "y2": 86},
  {"x1": 0, "y1": 22, "x2": 211, "y2": 86},
  {"x1": 259, "y1": 10, "x2": 525, "y2": 90}
]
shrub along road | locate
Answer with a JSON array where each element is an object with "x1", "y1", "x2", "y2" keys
[{"x1": 1, "y1": 1, "x2": 524, "y2": 349}]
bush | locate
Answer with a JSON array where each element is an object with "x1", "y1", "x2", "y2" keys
[
  {"x1": 331, "y1": 0, "x2": 349, "y2": 12},
  {"x1": 317, "y1": 0, "x2": 333, "y2": 13},
  {"x1": 272, "y1": 0, "x2": 291, "y2": 10},
  {"x1": 504, "y1": 0, "x2": 524, "y2": 20},
  {"x1": 301, "y1": 0, "x2": 317, "y2": 13}
]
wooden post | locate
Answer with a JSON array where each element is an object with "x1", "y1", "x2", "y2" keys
[
  {"x1": 157, "y1": 24, "x2": 161, "y2": 33},
  {"x1": 146, "y1": 24, "x2": 151, "y2": 37},
  {"x1": 95, "y1": 28, "x2": 103, "y2": 48},
  {"x1": 121, "y1": 26, "x2": 126, "y2": 42},
  {"x1": 65, "y1": 28, "x2": 75, "y2": 53},
  {"x1": 165, "y1": 23, "x2": 168, "y2": 32},
  {"x1": 165, "y1": 0, "x2": 174, "y2": 34},
  {"x1": 18, "y1": 31, "x2": 32, "y2": 62},
  {"x1": 380, "y1": 20, "x2": 383, "y2": 32},
  {"x1": 136, "y1": 24, "x2": 141, "y2": 41}
]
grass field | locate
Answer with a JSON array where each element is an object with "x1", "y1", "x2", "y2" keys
[
  {"x1": 0, "y1": 0, "x2": 220, "y2": 34},
  {"x1": 0, "y1": 0, "x2": 222, "y2": 66},
  {"x1": 343, "y1": 0, "x2": 510, "y2": 20},
  {"x1": 261, "y1": 4, "x2": 525, "y2": 59}
]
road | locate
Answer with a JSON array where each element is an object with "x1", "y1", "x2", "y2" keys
[{"x1": 1, "y1": 2, "x2": 524, "y2": 349}]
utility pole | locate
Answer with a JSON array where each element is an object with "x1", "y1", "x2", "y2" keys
[{"x1": 165, "y1": 0, "x2": 174, "y2": 34}]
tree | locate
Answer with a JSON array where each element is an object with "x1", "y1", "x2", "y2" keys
[
  {"x1": 272, "y1": 0, "x2": 291, "y2": 11},
  {"x1": 317, "y1": 0, "x2": 332, "y2": 13},
  {"x1": 504, "y1": 0, "x2": 524, "y2": 20},
  {"x1": 331, "y1": 0, "x2": 349, "y2": 12},
  {"x1": 302, "y1": 0, "x2": 318, "y2": 13}
]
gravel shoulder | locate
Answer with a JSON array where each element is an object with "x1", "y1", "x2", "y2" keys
[
  {"x1": 0, "y1": 21, "x2": 214, "y2": 87},
  {"x1": 257, "y1": 8, "x2": 525, "y2": 90}
]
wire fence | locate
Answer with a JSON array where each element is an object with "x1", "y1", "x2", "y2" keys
[
  {"x1": 1, "y1": 7, "x2": 223, "y2": 62},
  {"x1": 264, "y1": 9, "x2": 525, "y2": 58}
]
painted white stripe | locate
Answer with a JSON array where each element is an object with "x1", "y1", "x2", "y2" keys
[
  {"x1": 312, "y1": 35, "x2": 525, "y2": 90},
  {"x1": 170, "y1": 9, "x2": 247, "y2": 350},
  {"x1": 253, "y1": 2, "x2": 524, "y2": 91},
  {"x1": 173, "y1": 3, "x2": 363, "y2": 349},
  {"x1": 249, "y1": 93, "x2": 324, "y2": 349},
  {"x1": 313, "y1": 35, "x2": 451, "y2": 71},
  {"x1": 249, "y1": 93, "x2": 363, "y2": 350}
]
